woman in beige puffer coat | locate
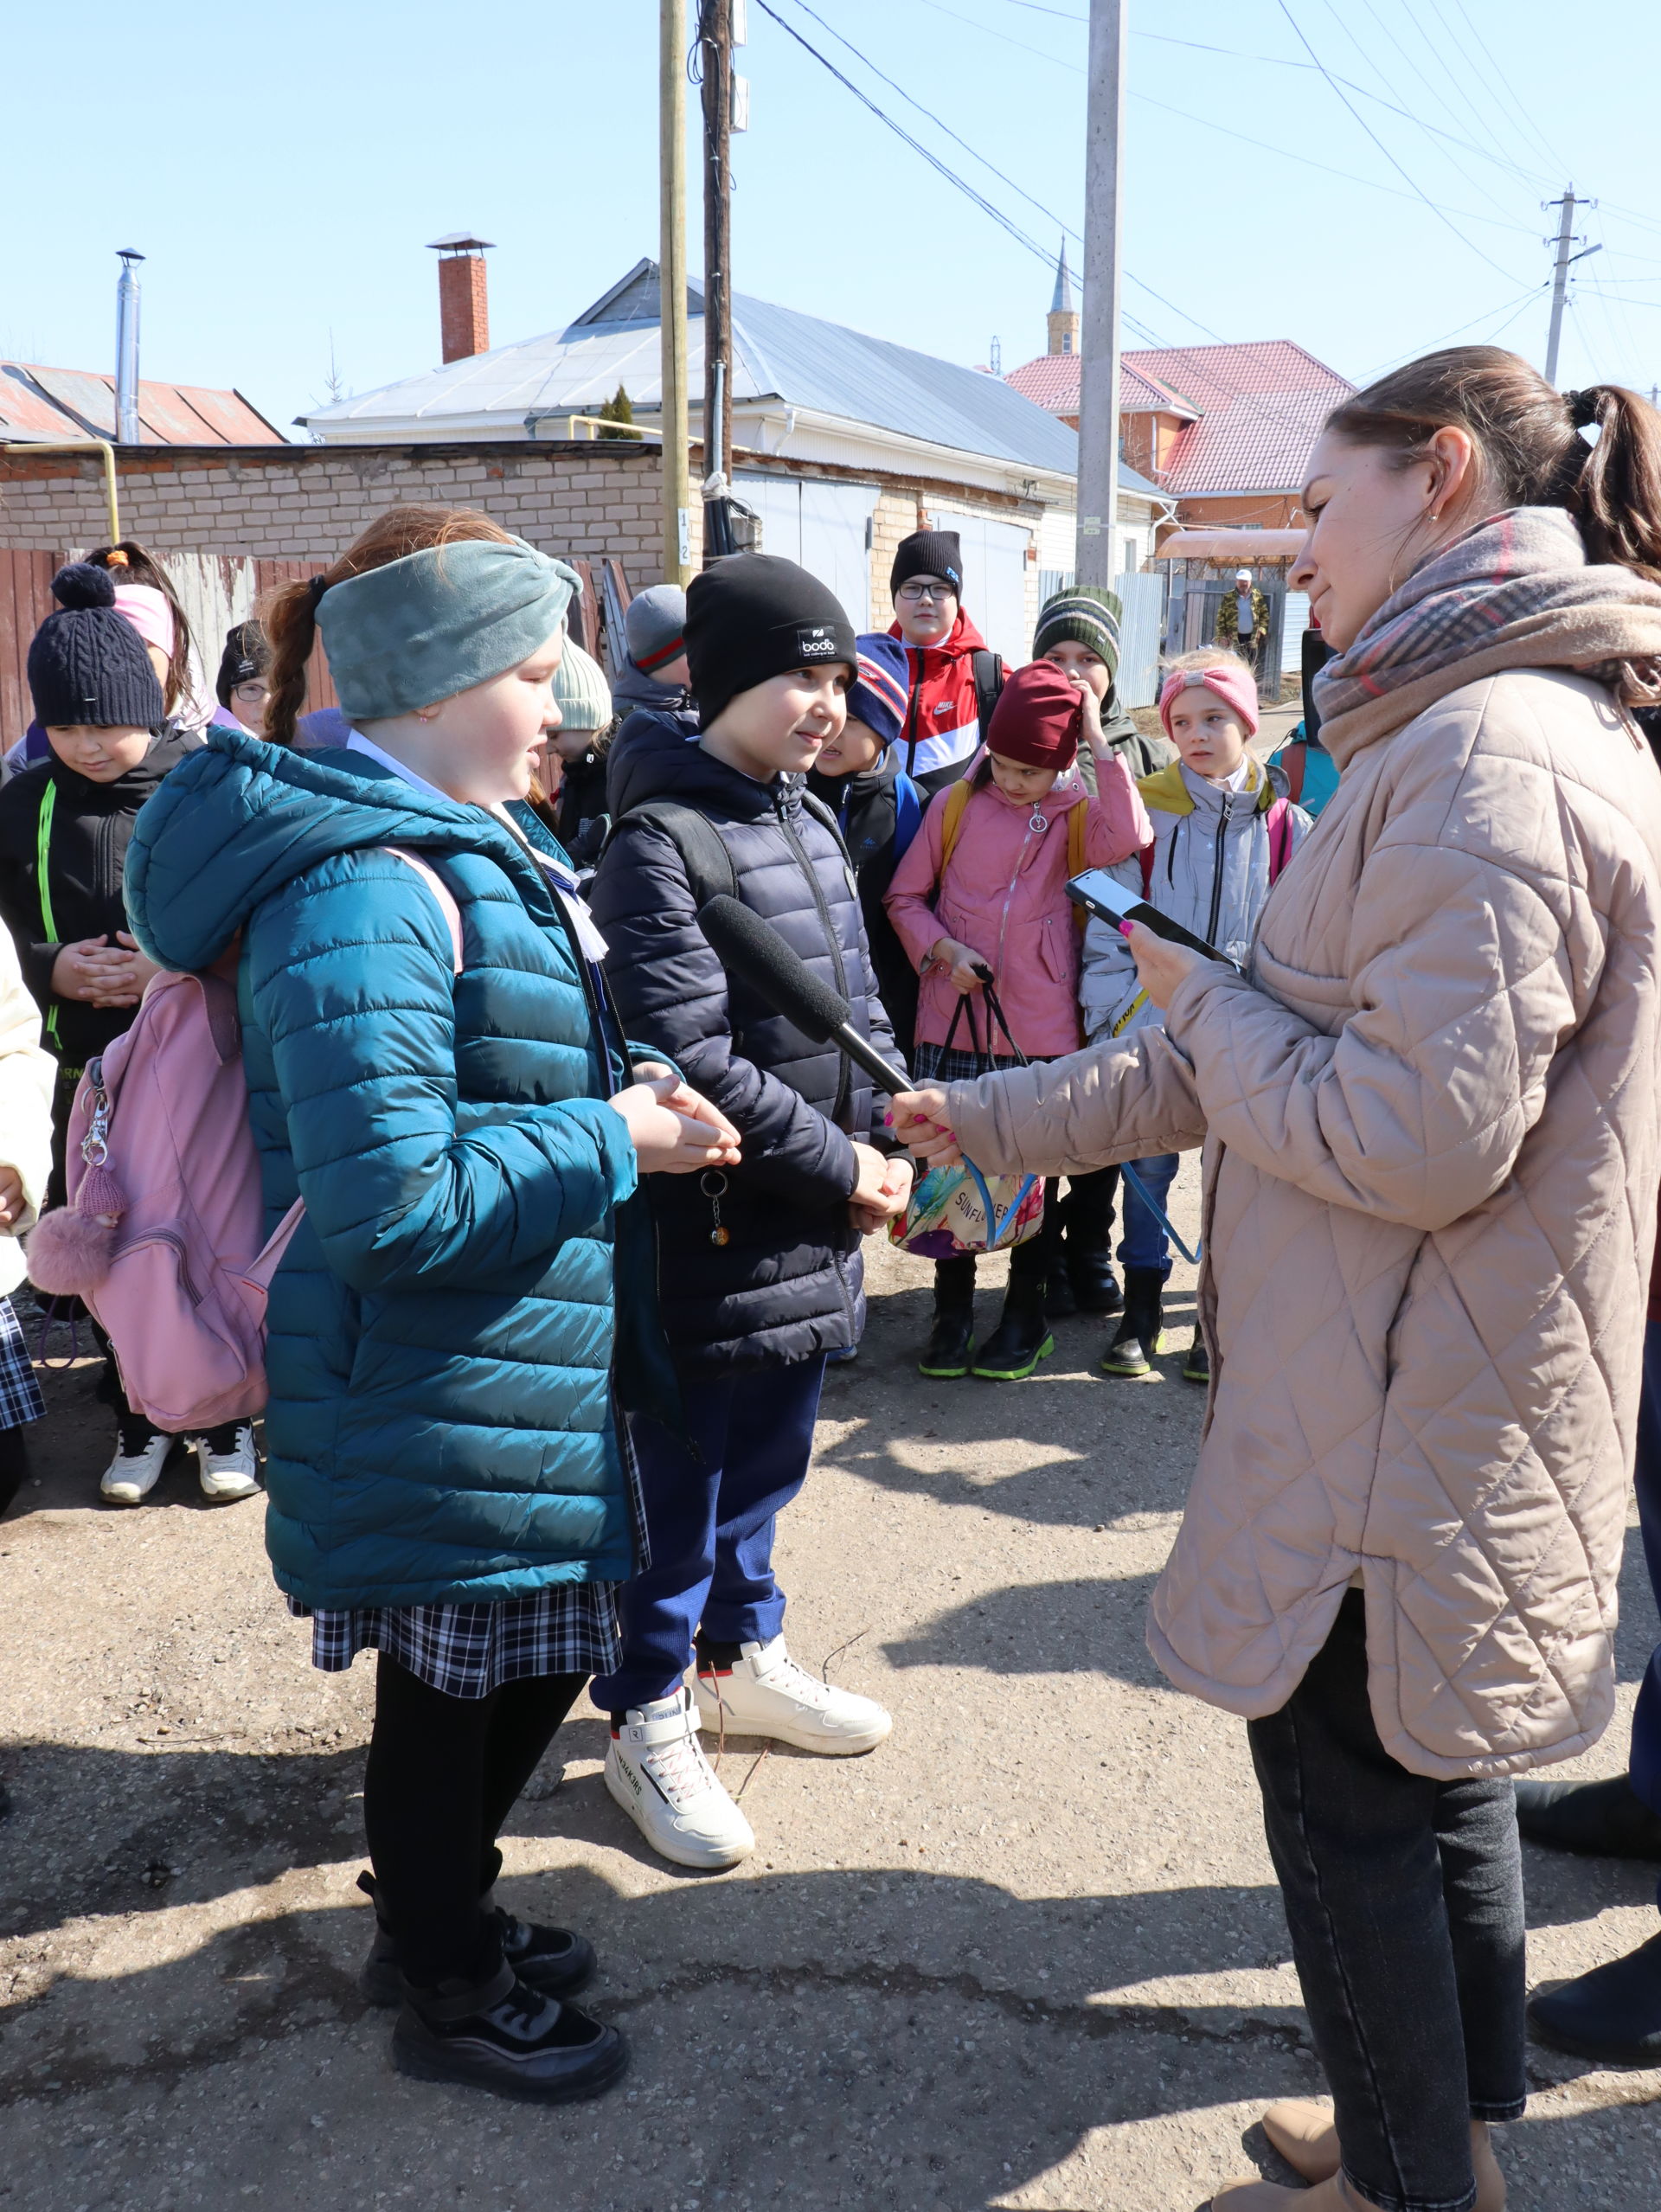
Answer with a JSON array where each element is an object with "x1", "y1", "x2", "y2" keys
[{"x1": 897, "y1": 350, "x2": 1661, "y2": 2212}]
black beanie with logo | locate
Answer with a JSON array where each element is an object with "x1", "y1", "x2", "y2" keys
[
  {"x1": 889, "y1": 528, "x2": 963, "y2": 599},
  {"x1": 685, "y1": 555, "x2": 858, "y2": 730},
  {"x1": 27, "y1": 562, "x2": 166, "y2": 730}
]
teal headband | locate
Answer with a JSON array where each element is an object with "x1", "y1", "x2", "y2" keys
[{"x1": 316, "y1": 537, "x2": 579, "y2": 721}]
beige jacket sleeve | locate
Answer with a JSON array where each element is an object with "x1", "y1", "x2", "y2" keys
[
  {"x1": 0, "y1": 928, "x2": 57, "y2": 1232},
  {"x1": 1164, "y1": 830, "x2": 1587, "y2": 1234},
  {"x1": 945, "y1": 1026, "x2": 1209, "y2": 1179}
]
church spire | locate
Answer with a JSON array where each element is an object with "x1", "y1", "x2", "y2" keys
[{"x1": 1048, "y1": 240, "x2": 1080, "y2": 356}]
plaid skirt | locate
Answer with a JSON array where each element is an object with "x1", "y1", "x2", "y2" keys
[
  {"x1": 909, "y1": 1042, "x2": 1030, "y2": 1086},
  {"x1": 0, "y1": 1292, "x2": 45, "y2": 1432},
  {"x1": 288, "y1": 1580, "x2": 621, "y2": 1698}
]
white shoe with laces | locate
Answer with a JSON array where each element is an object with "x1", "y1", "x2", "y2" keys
[
  {"x1": 194, "y1": 1424, "x2": 260, "y2": 1503},
  {"x1": 604, "y1": 1684, "x2": 754, "y2": 1870},
  {"x1": 99, "y1": 1427, "x2": 173, "y2": 1507},
  {"x1": 695, "y1": 1633, "x2": 893, "y2": 1755}
]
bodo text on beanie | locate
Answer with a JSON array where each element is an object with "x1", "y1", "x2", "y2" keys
[
  {"x1": 845, "y1": 634, "x2": 911, "y2": 748},
  {"x1": 1033, "y1": 586, "x2": 1122, "y2": 682},
  {"x1": 314, "y1": 536, "x2": 578, "y2": 722},
  {"x1": 984, "y1": 660, "x2": 1084, "y2": 770},
  {"x1": 625, "y1": 584, "x2": 687, "y2": 676},
  {"x1": 685, "y1": 555, "x2": 857, "y2": 731},
  {"x1": 28, "y1": 563, "x2": 166, "y2": 730},
  {"x1": 216, "y1": 619, "x2": 268, "y2": 708},
  {"x1": 1158, "y1": 660, "x2": 1260, "y2": 741},
  {"x1": 889, "y1": 529, "x2": 963, "y2": 599}
]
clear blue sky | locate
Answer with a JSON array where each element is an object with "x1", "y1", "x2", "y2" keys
[{"x1": 4, "y1": 0, "x2": 1659, "y2": 433}]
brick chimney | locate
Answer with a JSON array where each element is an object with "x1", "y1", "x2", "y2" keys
[{"x1": 426, "y1": 234, "x2": 494, "y2": 363}]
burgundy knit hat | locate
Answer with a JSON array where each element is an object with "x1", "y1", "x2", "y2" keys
[{"x1": 984, "y1": 660, "x2": 1084, "y2": 769}]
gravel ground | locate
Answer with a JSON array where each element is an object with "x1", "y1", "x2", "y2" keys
[{"x1": 3, "y1": 1158, "x2": 1660, "y2": 2209}]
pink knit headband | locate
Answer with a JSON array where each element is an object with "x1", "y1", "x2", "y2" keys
[
  {"x1": 112, "y1": 582, "x2": 176, "y2": 659},
  {"x1": 1158, "y1": 663, "x2": 1259, "y2": 741}
]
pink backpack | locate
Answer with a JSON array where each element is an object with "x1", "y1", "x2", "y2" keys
[{"x1": 27, "y1": 850, "x2": 462, "y2": 1435}]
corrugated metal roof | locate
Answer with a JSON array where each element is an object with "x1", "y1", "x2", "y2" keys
[
  {"x1": 0, "y1": 362, "x2": 283, "y2": 446},
  {"x1": 304, "y1": 259, "x2": 1087, "y2": 476}
]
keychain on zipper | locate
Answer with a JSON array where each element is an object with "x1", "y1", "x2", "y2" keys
[
  {"x1": 702, "y1": 1169, "x2": 731, "y2": 1247},
  {"x1": 1028, "y1": 806, "x2": 1049, "y2": 834}
]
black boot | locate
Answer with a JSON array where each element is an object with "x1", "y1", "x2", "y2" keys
[
  {"x1": 1513, "y1": 1774, "x2": 1661, "y2": 1861},
  {"x1": 971, "y1": 1275, "x2": 1055, "y2": 1382},
  {"x1": 359, "y1": 1871, "x2": 596, "y2": 2007},
  {"x1": 392, "y1": 1960, "x2": 628, "y2": 2104},
  {"x1": 1043, "y1": 1265, "x2": 1078, "y2": 1320},
  {"x1": 1528, "y1": 1929, "x2": 1661, "y2": 2067},
  {"x1": 1061, "y1": 1170, "x2": 1122, "y2": 1315},
  {"x1": 1181, "y1": 1325, "x2": 1209, "y2": 1385},
  {"x1": 920, "y1": 1257, "x2": 976, "y2": 1379},
  {"x1": 1100, "y1": 1267, "x2": 1166, "y2": 1379}
]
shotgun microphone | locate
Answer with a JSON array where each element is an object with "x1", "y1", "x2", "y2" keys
[{"x1": 696, "y1": 894, "x2": 912, "y2": 1096}]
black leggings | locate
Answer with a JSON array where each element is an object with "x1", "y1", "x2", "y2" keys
[{"x1": 362, "y1": 1656, "x2": 587, "y2": 1987}]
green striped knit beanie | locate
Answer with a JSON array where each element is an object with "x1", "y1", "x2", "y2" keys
[{"x1": 1033, "y1": 586, "x2": 1122, "y2": 678}]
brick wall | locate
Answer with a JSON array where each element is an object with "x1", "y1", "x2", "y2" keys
[{"x1": 0, "y1": 441, "x2": 692, "y2": 578}]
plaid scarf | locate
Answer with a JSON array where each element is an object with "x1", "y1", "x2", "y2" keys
[{"x1": 1314, "y1": 506, "x2": 1661, "y2": 768}]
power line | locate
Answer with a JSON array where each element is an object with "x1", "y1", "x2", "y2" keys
[
  {"x1": 1384, "y1": 0, "x2": 1537, "y2": 187},
  {"x1": 907, "y1": 0, "x2": 1081, "y2": 73},
  {"x1": 1443, "y1": 0, "x2": 1566, "y2": 177},
  {"x1": 1274, "y1": 0, "x2": 1526, "y2": 283}
]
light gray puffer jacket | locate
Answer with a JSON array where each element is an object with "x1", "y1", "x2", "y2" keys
[
  {"x1": 1081, "y1": 756, "x2": 1311, "y2": 1042},
  {"x1": 946, "y1": 636, "x2": 1661, "y2": 1779}
]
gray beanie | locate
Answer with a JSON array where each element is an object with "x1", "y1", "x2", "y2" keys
[{"x1": 625, "y1": 584, "x2": 687, "y2": 676}]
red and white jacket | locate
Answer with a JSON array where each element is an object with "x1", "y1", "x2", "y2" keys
[{"x1": 890, "y1": 607, "x2": 993, "y2": 784}]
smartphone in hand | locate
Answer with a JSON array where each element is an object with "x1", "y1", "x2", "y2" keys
[{"x1": 1065, "y1": 869, "x2": 1230, "y2": 963}]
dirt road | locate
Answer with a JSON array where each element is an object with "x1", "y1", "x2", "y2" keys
[{"x1": 3, "y1": 1161, "x2": 1658, "y2": 2209}]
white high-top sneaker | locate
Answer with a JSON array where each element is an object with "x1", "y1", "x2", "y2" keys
[
  {"x1": 194, "y1": 1424, "x2": 260, "y2": 1503},
  {"x1": 604, "y1": 1684, "x2": 754, "y2": 1870},
  {"x1": 99, "y1": 1427, "x2": 173, "y2": 1507},
  {"x1": 695, "y1": 1634, "x2": 892, "y2": 1755}
]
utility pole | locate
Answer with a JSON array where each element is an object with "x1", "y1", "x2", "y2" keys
[
  {"x1": 1076, "y1": 0, "x2": 1125, "y2": 590},
  {"x1": 700, "y1": 0, "x2": 735, "y2": 562},
  {"x1": 659, "y1": 0, "x2": 692, "y2": 587},
  {"x1": 1542, "y1": 187, "x2": 1600, "y2": 386}
]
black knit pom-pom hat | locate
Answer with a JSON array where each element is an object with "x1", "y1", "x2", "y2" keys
[{"x1": 27, "y1": 562, "x2": 165, "y2": 729}]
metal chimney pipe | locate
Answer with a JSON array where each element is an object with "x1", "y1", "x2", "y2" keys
[{"x1": 115, "y1": 249, "x2": 144, "y2": 446}]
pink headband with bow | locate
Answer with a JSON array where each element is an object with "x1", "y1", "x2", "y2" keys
[{"x1": 1158, "y1": 663, "x2": 1260, "y2": 741}]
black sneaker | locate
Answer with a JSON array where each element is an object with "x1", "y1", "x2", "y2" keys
[
  {"x1": 393, "y1": 1963, "x2": 627, "y2": 2104},
  {"x1": 1514, "y1": 1774, "x2": 1661, "y2": 1861},
  {"x1": 361, "y1": 1878, "x2": 595, "y2": 2006},
  {"x1": 1528, "y1": 1931, "x2": 1661, "y2": 2067}
]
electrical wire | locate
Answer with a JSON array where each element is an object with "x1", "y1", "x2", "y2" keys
[
  {"x1": 1444, "y1": 0, "x2": 1567, "y2": 177},
  {"x1": 750, "y1": 0, "x2": 1055, "y2": 266},
  {"x1": 1356, "y1": 283, "x2": 1550, "y2": 381},
  {"x1": 1274, "y1": 0, "x2": 1526, "y2": 282},
  {"x1": 907, "y1": 0, "x2": 1081, "y2": 74},
  {"x1": 1382, "y1": 0, "x2": 1538, "y2": 187}
]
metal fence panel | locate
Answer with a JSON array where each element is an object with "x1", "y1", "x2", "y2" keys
[{"x1": 1113, "y1": 570, "x2": 1165, "y2": 708}]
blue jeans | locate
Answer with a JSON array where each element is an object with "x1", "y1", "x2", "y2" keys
[
  {"x1": 1248, "y1": 1593, "x2": 1526, "y2": 2212},
  {"x1": 592, "y1": 1356, "x2": 827, "y2": 1716},
  {"x1": 1625, "y1": 1319, "x2": 1661, "y2": 1906},
  {"x1": 1118, "y1": 1152, "x2": 1179, "y2": 1276}
]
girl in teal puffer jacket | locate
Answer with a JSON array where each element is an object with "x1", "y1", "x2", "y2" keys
[{"x1": 125, "y1": 507, "x2": 738, "y2": 2106}]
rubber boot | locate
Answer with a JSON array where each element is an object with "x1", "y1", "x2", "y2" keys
[
  {"x1": 971, "y1": 1274, "x2": 1055, "y2": 1382},
  {"x1": 1181, "y1": 1324, "x2": 1209, "y2": 1385},
  {"x1": 1061, "y1": 1169, "x2": 1122, "y2": 1315},
  {"x1": 1100, "y1": 1266, "x2": 1166, "y2": 1378},
  {"x1": 919, "y1": 1256, "x2": 976, "y2": 1379}
]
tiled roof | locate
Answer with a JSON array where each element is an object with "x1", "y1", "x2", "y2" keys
[
  {"x1": 1005, "y1": 338, "x2": 1352, "y2": 494},
  {"x1": 0, "y1": 362, "x2": 284, "y2": 446},
  {"x1": 1124, "y1": 341, "x2": 1353, "y2": 495}
]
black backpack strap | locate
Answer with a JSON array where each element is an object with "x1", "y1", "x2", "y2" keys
[
  {"x1": 971, "y1": 649, "x2": 1004, "y2": 745},
  {"x1": 600, "y1": 799, "x2": 738, "y2": 912}
]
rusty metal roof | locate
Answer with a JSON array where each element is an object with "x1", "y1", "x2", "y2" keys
[{"x1": 0, "y1": 362, "x2": 284, "y2": 446}]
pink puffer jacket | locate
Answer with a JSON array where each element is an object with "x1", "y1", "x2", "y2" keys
[
  {"x1": 943, "y1": 632, "x2": 1661, "y2": 1779},
  {"x1": 884, "y1": 758, "x2": 1150, "y2": 1058}
]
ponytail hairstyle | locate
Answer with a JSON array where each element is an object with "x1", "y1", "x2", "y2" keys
[
  {"x1": 260, "y1": 504, "x2": 516, "y2": 746},
  {"x1": 83, "y1": 541, "x2": 195, "y2": 717},
  {"x1": 1323, "y1": 347, "x2": 1661, "y2": 588}
]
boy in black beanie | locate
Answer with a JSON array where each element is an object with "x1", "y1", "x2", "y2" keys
[
  {"x1": 589, "y1": 555, "x2": 910, "y2": 1871},
  {"x1": 888, "y1": 526, "x2": 1004, "y2": 792},
  {"x1": 0, "y1": 564, "x2": 257, "y2": 1510}
]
